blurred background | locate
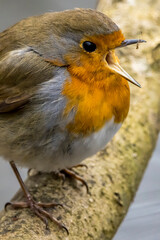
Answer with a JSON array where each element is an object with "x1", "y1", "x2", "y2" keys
[{"x1": 0, "y1": 1, "x2": 159, "y2": 240}]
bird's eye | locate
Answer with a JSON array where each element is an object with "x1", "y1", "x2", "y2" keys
[{"x1": 82, "y1": 41, "x2": 96, "y2": 53}]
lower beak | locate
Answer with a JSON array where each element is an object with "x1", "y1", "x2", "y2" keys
[{"x1": 106, "y1": 51, "x2": 141, "y2": 88}]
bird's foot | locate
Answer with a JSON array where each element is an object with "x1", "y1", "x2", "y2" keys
[
  {"x1": 59, "y1": 164, "x2": 89, "y2": 193},
  {"x1": 8, "y1": 161, "x2": 69, "y2": 233},
  {"x1": 5, "y1": 198, "x2": 68, "y2": 234}
]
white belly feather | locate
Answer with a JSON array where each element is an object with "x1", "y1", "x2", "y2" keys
[
  {"x1": 68, "y1": 117, "x2": 121, "y2": 167},
  {"x1": 29, "y1": 117, "x2": 121, "y2": 172}
]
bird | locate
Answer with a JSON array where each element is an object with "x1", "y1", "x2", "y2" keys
[{"x1": 0, "y1": 8, "x2": 146, "y2": 233}]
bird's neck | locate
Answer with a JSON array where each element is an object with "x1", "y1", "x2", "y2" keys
[{"x1": 62, "y1": 70, "x2": 130, "y2": 135}]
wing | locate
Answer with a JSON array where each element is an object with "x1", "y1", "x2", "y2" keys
[{"x1": 0, "y1": 47, "x2": 56, "y2": 113}]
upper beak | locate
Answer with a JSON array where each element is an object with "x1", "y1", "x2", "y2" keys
[
  {"x1": 117, "y1": 39, "x2": 147, "y2": 48},
  {"x1": 106, "y1": 39, "x2": 146, "y2": 88}
]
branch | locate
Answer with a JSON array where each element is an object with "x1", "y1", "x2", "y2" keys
[{"x1": 0, "y1": 0, "x2": 160, "y2": 239}]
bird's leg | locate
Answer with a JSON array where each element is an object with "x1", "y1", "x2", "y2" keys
[
  {"x1": 60, "y1": 164, "x2": 89, "y2": 193},
  {"x1": 5, "y1": 161, "x2": 68, "y2": 234}
]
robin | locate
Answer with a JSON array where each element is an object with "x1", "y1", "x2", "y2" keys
[{"x1": 0, "y1": 8, "x2": 145, "y2": 232}]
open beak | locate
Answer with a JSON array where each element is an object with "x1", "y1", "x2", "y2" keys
[{"x1": 106, "y1": 39, "x2": 146, "y2": 88}]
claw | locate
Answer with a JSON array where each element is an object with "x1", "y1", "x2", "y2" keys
[
  {"x1": 5, "y1": 202, "x2": 11, "y2": 211},
  {"x1": 61, "y1": 168, "x2": 89, "y2": 194},
  {"x1": 45, "y1": 219, "x2": 49, "y2": 230},
  {"x1": 36, "y1": 205, "x2": 69, "y2": 234},
  {"x1": 37, "y1": 202, "x2": 64, "y2": 209},
  {"x1": 56, "y1": 172, "x2": 66, "y2": 185},
  {"x1": 62, "y1": 224, "x2": 69, "y2": 235},
  {"x1": 5, "y1": 201, "x2": 28, "y2": 211}
]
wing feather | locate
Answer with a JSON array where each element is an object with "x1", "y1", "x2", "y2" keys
[{"x1": 0, "y1": 47, "x2": 55, "y2": 112}]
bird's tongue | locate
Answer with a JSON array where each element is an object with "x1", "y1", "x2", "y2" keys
[{"x1": 106, "y1": 51, "x2": 141, "y2": 88}]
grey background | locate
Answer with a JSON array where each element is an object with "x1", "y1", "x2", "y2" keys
[
  {"x1": 114, "y1": 135, "x2": 160, "y2": 240},
  {"x1": 0, "y1": 0, "x2": 97, "y2": 31},
  {"x1": 0, "y1": 1, "x2": 159, "y2": 240}
]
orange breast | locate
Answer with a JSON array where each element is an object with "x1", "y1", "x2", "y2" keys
[{"x1": 62, "y1": 71, "x2": 130, "y2": 135}]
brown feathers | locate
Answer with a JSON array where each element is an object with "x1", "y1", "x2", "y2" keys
[
  {"x1": 0, "y1": 93, "x2": 30, "y2": 113},
  {"x1": 0, "y1": 47, "x2": 56, "y2": 112}
]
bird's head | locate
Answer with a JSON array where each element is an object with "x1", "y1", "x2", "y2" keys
[{"x1": 44, "y1": 9, "x2": 145, "y2": 88}]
